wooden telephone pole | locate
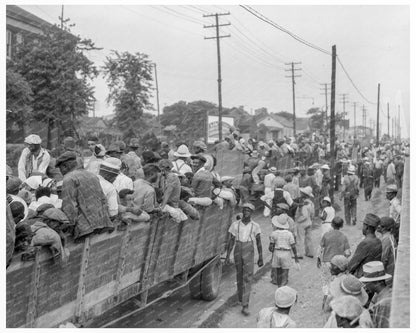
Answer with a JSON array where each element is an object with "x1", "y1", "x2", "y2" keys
[
  {"x1": 285, "y1": 62, "x2": 302, "y2": 137},
  {"x1": 376, "y1": 83, "x2": 380, "y2": 146},
  {"x1": 329, "y1": 45, "x2": 336, "y2": 201},
  {"x1": 204, "y1": 12, "x2": 230, "y2": 142}
]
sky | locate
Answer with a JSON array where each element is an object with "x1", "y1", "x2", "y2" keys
[{"x1": 14, "y1": 2, "x2": 411, "y2": 138}]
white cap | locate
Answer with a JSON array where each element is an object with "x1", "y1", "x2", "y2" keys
[{"x1": 24, "y1": 134, "x2": 42, "y2": 144}]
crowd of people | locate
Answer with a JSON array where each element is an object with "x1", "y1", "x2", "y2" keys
[{"x1": 5, "y1": 128, "x2": 409, "y2": 328}]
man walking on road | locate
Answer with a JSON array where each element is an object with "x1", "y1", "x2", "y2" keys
[
  {"x1": 348, "y1": 214, "x2": 382, "y2": 278},
  {"x1": 225, "y1": 203, "x2": 264, "y2": 316},
  {"x1": 295, "y1": 186, "x2": 315, "y2": 259},
  {"x1": 340, "y1": 165, "x2": 359, "y2": 225}
]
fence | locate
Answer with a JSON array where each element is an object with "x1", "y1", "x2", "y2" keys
[{"x1": 390, "y1": 157, "x2": 410, "y2": 328}]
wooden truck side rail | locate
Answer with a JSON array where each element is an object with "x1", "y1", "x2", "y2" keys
[{"x1": 6, "y1": 203, "x2": 234, "y2": 328}]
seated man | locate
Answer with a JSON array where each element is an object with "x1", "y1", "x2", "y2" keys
[
  {"x1": 133, "y1": 163, "x2": 160, "y2": 213},
  {"x1": 188, "y1": 154, "x2": 213, "y2": 206},
  {"x1": 158, "y1": 159, "x2": 187, "y2": 222},
  {"x1": 118, "y1": 189, "x2": 150, "y2": 223}
]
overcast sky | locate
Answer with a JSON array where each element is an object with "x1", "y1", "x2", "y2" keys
[{"x1": 17, "y1": 2, "x2": 410, "y2": 138}]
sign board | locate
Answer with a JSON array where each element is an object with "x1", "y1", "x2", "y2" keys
[
  {"x1": 213, "y1": 149, "x2": 245, "y2": 178},
  {"x1": 207, "y1": 115, "x2": 234, "y2": 143}
]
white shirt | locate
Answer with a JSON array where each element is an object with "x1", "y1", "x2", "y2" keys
[
  {"x1": 321, "y1": 206, "x2": 335, "y2": 223},
  {"x1": 113, "y1": 173, "x2": 133, "y2": 192},
  {"x1": 18, "y1": 147, "x2": 51, "y2": 181},
  {"x1": 98, "y1": 175, "x2": 119, "y2": 217},
  {"x1": 172, "y1": 159, "x2": 193, "y2": 175},
  {"x1": 389, "y1": 197, "x2": 401, "y2": 222},
  {"x1": 264, "y1": 173, "x2": 276, "y2": 188},
  {"x1": 228, "y1": 220, "x2": 261, "y2": 242}
]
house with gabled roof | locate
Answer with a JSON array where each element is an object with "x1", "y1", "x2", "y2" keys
[{"x1": 256, "y1": 113, "x2": 311, "y2": 141}]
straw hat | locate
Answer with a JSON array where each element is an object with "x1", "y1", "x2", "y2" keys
[
  {"x1": 300, "y1": 186, "x2": 314, "y2": 198},
  {"x1": 330, "y1": 295, "x2": 363, "y2": 320},
  {"x1": 271, "y1": 215, "x2": 290, "y2": 230},
  {"x1": 359, "y1": 261, "x2": 392, "y2": 283},
  {"x1": 174, "y1": 144, "x2": 191, "y2": 158},
  {"x1": 274, "y1": 286, "x2": 297, "y2": 308},
  {"x1": 329, "y1": 274, "x2": 368, "y2": 305}
]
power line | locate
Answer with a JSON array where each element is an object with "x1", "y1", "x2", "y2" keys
[
  {"x1": 240, "y1": 5, "x2": 331, "y2": 56},
  {"x1": 336, "y1": 55, "x2": 377, "y2": 105}
]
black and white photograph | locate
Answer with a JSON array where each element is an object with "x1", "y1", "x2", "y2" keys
[{"x1": 4, "y1": 1, "x2": 413, "y2": 329}]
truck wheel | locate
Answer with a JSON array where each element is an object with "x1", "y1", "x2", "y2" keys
[
  {"x1": 201, "y1": 258, "x2": 222, "y2": 301},
  {"x1": 189, "y1": 273, "x2": 202, "y2": 299}
]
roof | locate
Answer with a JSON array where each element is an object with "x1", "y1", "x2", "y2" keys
[
  {"x1": 257, "y1": 113, "x2": 310, "y2": 131},
  {"x1": 6, "y1": 5, "x2": 53, "y2": 30}
]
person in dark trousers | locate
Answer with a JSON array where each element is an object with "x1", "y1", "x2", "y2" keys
[
  {"x1": 225, "y1": 203, "x2": 263, "y2": 316},
  {"x1": 348, "y1": 214, "x2": 382, "y2": 278},
  {"x1": 340, "y1": 165, "x2": 359, "y2": 225}
]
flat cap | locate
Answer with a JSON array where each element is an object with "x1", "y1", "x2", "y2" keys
[
  {"x1": 24, "y1": 134, "x2": 42, "y2": 144},
  {"x1": 363, "y1": 213, "x2": 380, "y2": 227},
  {"x1": 386, "y1": 184, "x2": 398, "y2": 193},
  {"x1": 190, "y1": 154, "x2": 207, "y2": 163},
  {"x1": 242, "y1": 202, "x2": 255, "y2": 211}
]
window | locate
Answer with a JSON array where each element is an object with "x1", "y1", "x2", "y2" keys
[{"x1": 6, "y1": 30, "x2": 12, "y2": 58}]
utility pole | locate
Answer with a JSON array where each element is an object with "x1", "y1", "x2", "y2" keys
[
  {"x1": 285, "y1": 62, "x2": 302, "y2": 137},
  {"x1": 392, "y1": 117, "x2": 395, "y2": 140},
  {"x1": 387, "y1": 103, "x2": 390, "y2": 138},
  {"x1": 338, "y1": 93, "x2": 349, "y2": 141},
  {"x1": 204, "y1": 12, "x2": 230, "y2": 142},
  {"x1": 376, "y1": 83, "x2": 380, "y2": 146},
  {"x1": 362, "y1": 105, "x2": 367, "y2": 130},
  {"x1": 398, "y1": 105, "x2": 401, "y2": 141},
  {"x1": 153, "y1": 63, "x2": 161, "y2": 137},
  {"x1": 329, "y1": 45, "x2": 336, "y2": 201},
  {"x1": 60, "y1": 5, "x2": 64, "y2": 29},
  {"x1": 352, "y1": 102, "x2": 358, "y2": 139},
  {"x1": 320, "y1": 83, "x2": 329, "y2": 143}
]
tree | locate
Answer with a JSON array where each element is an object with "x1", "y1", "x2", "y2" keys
[
  {"x1": 10, "y1": 21, "x2": 99, "y2": 148},
  {"x1": 160, "y1": 100, "x2": 217, "y2": 144},
  {"x1": 102, "y1": 51, "x2": 154, "y2": 138},
  {"x1": 6, "y1": 66, "x2": 33, "y2": 142}
]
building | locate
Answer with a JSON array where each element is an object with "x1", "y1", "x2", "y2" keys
[
  {"x1": 256, "y1": 113, "x2": 310, "y2": 141},
  {"x1": 6, "y1": 5, "x2": 52, "y2": 59}
]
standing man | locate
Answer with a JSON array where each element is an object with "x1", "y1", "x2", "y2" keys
[
  {"x1": 378, "y1": 217, "x2": 396, "y2": 284},
  {"x1": 295, "y1": 187, "x2": 315, "y2": 259},
  {"x1": 386, "y1": 159, "x2": 396, "y2": 184},
  {"x1": 348, "y1": 214, "x2": 382, "y2": 278},
  {"x1": 385, "y1": 184, "x2": 401, "y2": 242},
  {"x1": 18, "y1": 134, "x2": 51, "y2": 181},
  {"x1": 123, "y1": 138, "x2": 144, "y2": 180},
  {"x1": 225, "y1": 203, "x2": 263, "y2": 316},
  {"x1": 263, "y1": 167, "x2": 277, "y2": 217},
  {"x1": 340, "y1": 165, "x2": 360, "y2": 226}
]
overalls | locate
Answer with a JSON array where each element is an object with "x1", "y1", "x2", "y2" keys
[{"x1": 234, "y1": 222, "x2": 255, "y2": 307}]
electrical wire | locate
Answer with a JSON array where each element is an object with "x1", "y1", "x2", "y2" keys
[
  {"x1": 336, "y1": 55, "x2": 377, "y2": 105},
  {"x1": 240, "y1": 5, "x2": 331, "y2": 56}
]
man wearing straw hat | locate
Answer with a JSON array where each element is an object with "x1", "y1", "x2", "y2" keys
[
  {"x1": 294, "y1": 186, "x2": 315, "y2": 259},
  {"x1": 18, "y1": 134, "x2": 51, "y2": 181},
  {"x1": 263, "y1": 166, "x2": 278, "y2": 217},
  {"x1": 172, "y1": 144, "x2": 193, "y2": 175},
  {"x1": 257, "y1": 286, "x2": 297, "y2": 327},
  {"x1": 359, "y1": 261, "x2": 392, "y2": 328},
  {"x1": 340, "y1": 164, "x2": 360, "y2": 226}
]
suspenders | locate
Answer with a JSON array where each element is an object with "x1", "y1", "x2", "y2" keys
[{"x1": 236, "y1": 221, "x2": 254, "y2": 242}]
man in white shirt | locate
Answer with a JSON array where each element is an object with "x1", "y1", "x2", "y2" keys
[
  {"x1": 225, "y1": 203, "x2": 263, "y2": 316},
  {"x1": 172, "y1": 144, "x2": 193, "y2": 175},
  {"x1": 386, "y1": 160, "x2": 396, "y2": 184},
  {"x1": 98, "y1": 160, "x2": 120, "y2": 219},
  {"x1": 18, "y1": 134, "x2": 51, "y2": 181},
  {"x1": 263, "y1": 167, "x2": 277, "y2": 217}
]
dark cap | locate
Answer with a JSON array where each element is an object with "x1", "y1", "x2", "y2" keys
[
  {"x1": 143, "y1": 163, "x2": 161, "y2": 175},
  {"x1": 7, "y1": 176, "x2": 22, "y2": 194},
  {"x1": 363, "y1": 213, "x2": 380, "y2": 227},
  {"x1": 56, "y1": 151, "x2": 77, "y2": 168},
  {"x1": 190, "y1": 154, "x2": 207, "y2": 163},
  {"x1": 380, "y1": 216, "x2": 395, "y2": 229},
  {"x1": 63, "y1": 136, "x2": 76, "y2": 149}
]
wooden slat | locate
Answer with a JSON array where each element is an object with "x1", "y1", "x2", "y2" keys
[
  {"x1": 74, "y1": 237, "x2": 91, "y2": 324},
  {"x1": 25, "y1": 249, "x2": 41, "y2": 327}
]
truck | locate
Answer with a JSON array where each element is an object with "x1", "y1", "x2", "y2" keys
[{"x1": 6, "y1": 150, "x2": 246, "y2": 328}]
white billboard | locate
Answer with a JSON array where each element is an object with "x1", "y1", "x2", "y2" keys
[{"x1": 207, "y1": 115, "x2": 234, "y2": 143}]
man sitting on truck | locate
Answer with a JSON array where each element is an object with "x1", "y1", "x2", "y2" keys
[{"x1": 225, "y1": 203, "x2": 263, "y2": 316}]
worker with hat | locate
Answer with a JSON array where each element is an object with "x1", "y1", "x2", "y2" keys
[
  {"x1": 324, "y1": 295, "x2": 369, "y2": 328},
  {"x1": 257, "y1": 286, "x2": 297, "y2": 327},
  {"x1": 348, "y1": 214, "x2": 382, "y2": 278},
  {"x1": 98, "y1": 158, "x2": 121, "y2": 219},
  {"x1": 319, "y1": 196, "x2": 335, "y2": 236},
  {"x1": 85, "y1": 143, "x2": 107, "y2": 175},
  {"x1": 385, "y1": 184, "x2": 401, "y2": 226},
  {"x1": 340, "y1": 164, "x2": 360, "y2": 225},
  {"x1": 377, "y1": 217, "x2": 396, "y2": 283},
  {"x1": 172, "y1": 144, "x2": 193, "y2": 175},
  {"x1": 122, "y1": 138, "x2": 144, "y2": 180},
  {"x1": 271, "y1": 203, "x2": 296, "y2": 237},
  {"x1": 269, "y1": 214, "x2": 299, "y2": 286},
  {"x1": 262, "y1": 167, "x2": 278, "y2": 217},
  {"x1": 225, "y1": 203, "x2": 263, "y2": 316},
  {"x1": 18, "y1": 134, "x2": 51, "y2": 182},
  {"x1": 294, "y1": 187, "x2": 315, "y2": 259},
  {"x1": 106, "y1": 142, "x2": 122, "y2": 159},
  {"x1": 56, "y1": 151, "x2": 114, "y2": 240},
  {"x1": 192, "y1": 140, "x2": 215, "y2": 172},
  {"x1": 261, "y1": 176, "x2": 294, "y2": 218},
  {"x1": 359, "y1": 261, "x2": 392, "y2": 328}
]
